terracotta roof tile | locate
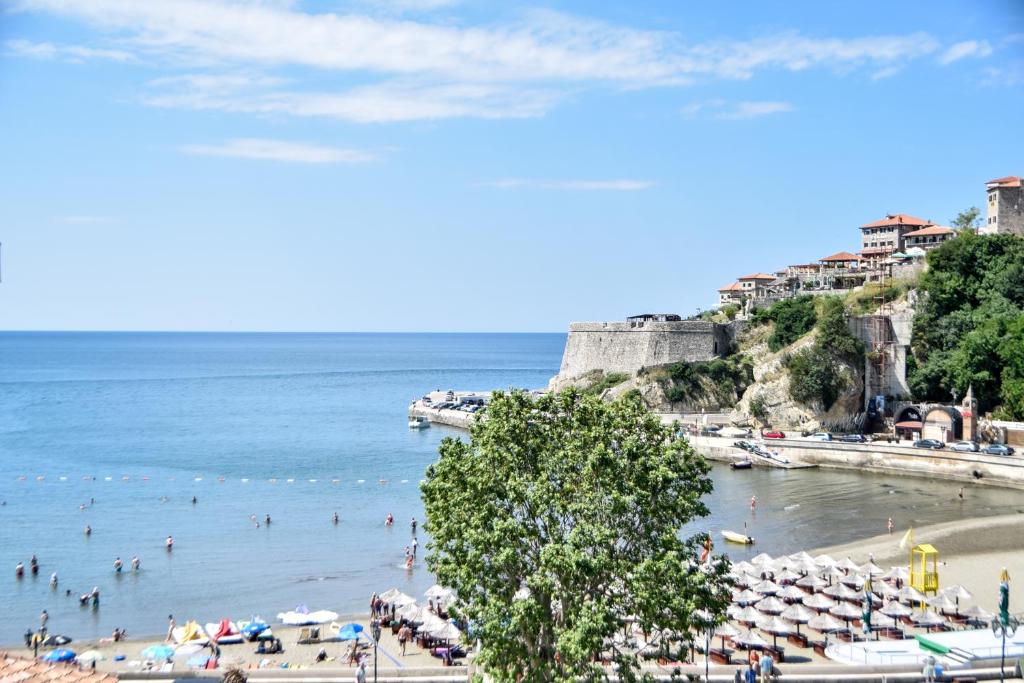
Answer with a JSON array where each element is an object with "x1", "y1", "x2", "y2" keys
[
  {"x1": 903, "y1": 225, "x2": 955, "y2": 237},
  {"x1": 986, "y1": 176, "x2": 1021, "y2": 188},
  {"x1": 859, "y1": 213, "x2": 931, "y2": 229},
  {"x1": 0, "y1": 654, "x2": 117, "y2": 683},
  {"x1": 718, "y1": 282, "x2": 743, "y2": 292},
  {"x1": 819, "y1": 251, "x2": 863, "y2": 262},
  {"x1": 737, "y1": 273, "x2": 775, "y2": 281}
]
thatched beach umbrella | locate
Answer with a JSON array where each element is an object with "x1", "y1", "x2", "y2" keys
[
  {"x1": 859, "y1": 561, "x2": 885, "y2": 576},
  {"x1": 756, "y1": 616, "x2": 793, "y2": 648},
  {"x1": 734, "y1": 589, "x2": 761, "y2": 605},
  {"x1": 752, "y1": 579, "x2": 781, "y2": 595},
  {"x1": 796, "y1": 574, "x2": 827, "y2": 591},
  {"x1": 751, "y1": 553, "x2": 774, "y2": 566},
  {"x1": 735, "y1": 630, "x2": 768, "y2": 649},
  {"x1": 910, "y1": 610, "x2": 947, "y2": 628},
  {"x1": 874, "y1": 581, "x2": 900, "y2": 599},
  {"x1": 824, "y1": 583, "x2": 861, "y2": 601},
  {"x1": 829, "y1": 601, "x2": 862, "y2": 624},
  {"x1": 813, "y1": 554, "x2": 837, "y2": 568},
  {"x1": 714, "y1": 622, "x2": 741, "y2": 650},
  {"x1": 940, "y1": 584, "x2": 973, "y2": 613},
  {"x1": 882, "y1": 566, "x2": 910, "y2": 582},
  {"x1": 926, "y1": 594, "x2": 960, "y2": 615},
  {"x1": 807, "y1": 613, "x2": 847, "y2": 633},
  {"x1": 781, "y1": 604, "x2": 815, "y2": 635},
  {"x1": 837, "y1": 557, "x2": 860, "y2": 573},
  {"x1": 803, "y1": 594, "x2": 837, "y2": 612},
  {"x1": 881, "y1": 601, "x2": 912, "y2": 618},
  {"x1": 755, "y1": 596, "x2": 787, "y2": 614},
  {"x1": 821, "y1": 565, "x2": 845, "y2": 585},
  {"x1": 789, "y1": 551, "x2": 815, "y2": 564},
  {"x1": 775, "y1": 569, "x2": 802, "y2": 584},
  {"x1": 733, "y1": 606, "x2": 762, "y2": 625},
  {"x1": 733, "y1": 560, "x2": 757, "y2": 575},
  {"x1": 897, "y1": 585, "x2": 927, "y2": 605},
  {"x1": 960, "y1": 605, "x2": 993, "y2": 626},
  {"x1": 779, "y1": 585, "x2": 807, "y2": 602}
]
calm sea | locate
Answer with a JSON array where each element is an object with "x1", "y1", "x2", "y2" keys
[{"x1": 1, "y1": 332, "x2": 1019, "y2": 644}]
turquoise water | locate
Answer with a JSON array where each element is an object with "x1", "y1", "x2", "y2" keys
[{"x1": 1, "y1": 332, "x2": 1020, "y2": 644}]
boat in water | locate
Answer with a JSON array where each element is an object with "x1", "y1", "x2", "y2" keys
[
  {"x1": 730, "y1": 459, "x2": 753, "y2": 470},
  {"x1": 721, "y1": 530, "x2": 755, "y2": 545},
  {"x1": 408, "y1": 416, "x2": 430, "y2": 429}
]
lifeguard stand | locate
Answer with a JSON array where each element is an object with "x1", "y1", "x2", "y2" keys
[{"x1": 910, "y1": 543, "x2": 939, "y2": 595}]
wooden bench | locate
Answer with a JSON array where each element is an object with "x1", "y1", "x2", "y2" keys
[
  {"x1": 811, "y1": 641, "x2": 827, "y2": 657},
  {"x1": 786, "y1": 633, "x2": 808, "y2": 648}
]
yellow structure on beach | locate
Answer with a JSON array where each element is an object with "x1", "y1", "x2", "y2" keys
[{"x1": 910, "y1": 543, "x2": 939, "y2": 594}]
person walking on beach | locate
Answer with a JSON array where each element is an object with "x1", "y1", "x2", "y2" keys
[
  {"x1": 398, "y1": 623, "x2": 412, "y2": 656},
  {"x1": 759, "y1": 651, "x2": 773, "y2": 683},
  {"x1": 743, "y1": 664, "x2": 756, "y2": 683},
  {"x1": 166, "y1": 615, "x2": 176, "y2": 642},
  {"x1": 355, "y1": 660, "x2": 367, "y2": 683},
  {"x1": 887, "y1": 517, "x2": 894, "y2": 534}
]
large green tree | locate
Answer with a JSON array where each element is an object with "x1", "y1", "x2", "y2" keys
[{"x1": 421, "y1": 389, "x2": 731, "y2": 682}]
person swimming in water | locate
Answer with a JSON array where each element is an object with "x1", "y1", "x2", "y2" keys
[
  {"x1": 15, "y1": 562, "x2": 24, "y2": 578},
  {"x1": 166, "y1": 535, "x2": 174, "y2": 550},
  {"x1": 192, "y1": 496, "x2": 197, "y2": 505},
  {"x1": 750, "y1": 495, "x2": 757, "y2": 511},
  {"x1": 385, "y1": 513, "x2": 394, "y2": 526},
  {"x1": 113, "y1": 557, "x2": 123, "y2": 573},
  {"x1": 131, "y1": 556, "x2": 140, "y2": 571},
  {"x1": 84, "y1": 525, "x2": 92, "y2": 536},
  {"x1": 333, "y1": 512, "x2": 339, "y2": 525},
  {"x1": 30, "y1": 555, "x2": 39, "y2": 575},
  {"x1": 265, "y1": 514, "x2": 272, "y2": 526},
  {"x1": 50, "y1": 572, "x2": 58, "y2": 588}
]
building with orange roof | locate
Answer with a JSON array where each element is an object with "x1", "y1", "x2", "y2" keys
[
  {"x1": 903, "y1": 224, "x2": 955, "y2": 251},
  {"x1": 859, "y1": 213, "x2": 933, "y2": 266},
  {"x1": 983, "y1": 175, "x2": 1023, "y2": 236},
  {"x1": 717, "y1": 282, "x2": 744, "y2": 307},
  {"x1": 0, "y1": 653, "x2": 118, "y2": 683}
]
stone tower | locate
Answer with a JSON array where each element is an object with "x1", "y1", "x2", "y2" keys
[
  {"x1": 961, "y1": 384, "x2": 978, "y2": 441},
  {"x1": 983, "y1": 176, "x2": 1024, "y2": 236}
]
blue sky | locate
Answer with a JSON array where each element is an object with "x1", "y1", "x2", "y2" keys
[{"x1": 1, "y1": 0, "x2": 1022, "y2": 332}]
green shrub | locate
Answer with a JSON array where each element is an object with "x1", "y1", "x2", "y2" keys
[
  {"x1": 768, "y1": 296, "x2": 818, "y2": 351},
  {"x1": 583, "y1": 372, "x2": 629, "y2": 396}
]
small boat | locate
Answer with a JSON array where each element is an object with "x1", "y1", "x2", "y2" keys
[
  {"x1": 205, "y1": 619, "x2": 243, "y2": 645},
  {"x1": 408, "y1": 416, "x2": 430, "y2": 429},
  {"x1": 722, "y1": 530, "x2": 755, "y2": 545},
  {"x1": 730, "y1": 460, "x2": 753, "y2": 470}
]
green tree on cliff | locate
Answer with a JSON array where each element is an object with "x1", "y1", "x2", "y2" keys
[
  {"x1": 420, "y1": 389, "x2": 731, "y2": 682},
  {"x1": 951, "y1": 206, "x2": 982, "y2": 232}
]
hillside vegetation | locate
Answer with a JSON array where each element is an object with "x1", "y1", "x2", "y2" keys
[{"x1": 909, "y1": 231, "x2": 1024, "y2": 419}]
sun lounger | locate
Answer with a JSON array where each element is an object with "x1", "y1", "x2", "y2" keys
[
  {"x1": 786, "y1": 633, "x2": 808, "y2": 648},
  {"x1": 708, "y1": 648, "x2": 732, "y2": 665},
  {"x1": 765, "y1": 645, "x2": 785, "y2": 663}
]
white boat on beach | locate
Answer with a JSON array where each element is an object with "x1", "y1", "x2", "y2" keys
[
  {"x1": 721, "y1": 529, "x2": 755, "y2": 545},
  {"x1": 205, "y1": 620, "x2": 243, "y2": 644},
  {"x1": 408, "y1": 416, "x2": 430, "y2": 429},
  {"x1": 172, "y1": 621, "x2": 208, "y2": 645}
]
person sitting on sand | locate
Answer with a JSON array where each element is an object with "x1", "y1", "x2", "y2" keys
[{"x1": 315, "y1": 647, "x2": 328, "y2": 663}]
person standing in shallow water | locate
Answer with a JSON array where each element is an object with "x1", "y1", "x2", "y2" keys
[{"x1": 410, "y1": 517, "x2": 417, "y2": 535}]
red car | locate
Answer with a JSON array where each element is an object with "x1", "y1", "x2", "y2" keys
[{"x1": 762, "y1": 430, "x2": 786, "y2": 439}]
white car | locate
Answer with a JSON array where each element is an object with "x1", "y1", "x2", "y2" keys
[{"x1": 809, "y1": 432, "x2": 832, "y2": 441}]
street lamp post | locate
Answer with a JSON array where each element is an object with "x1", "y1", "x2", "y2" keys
[{"x1": 371, "y1": 619, "x2": 382, "y2": 683}]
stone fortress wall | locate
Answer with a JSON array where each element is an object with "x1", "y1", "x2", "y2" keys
[{"x1": 555, "y1": 320, "x2": 739, "y2": 381}]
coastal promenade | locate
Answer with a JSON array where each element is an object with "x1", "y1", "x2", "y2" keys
[{"x1": 688, "y1": 435, "x2": 1024, "y2": 489}]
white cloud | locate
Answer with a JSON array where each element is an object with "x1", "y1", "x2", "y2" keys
[
  {"x1": 481, "y1": 178, "x2": 654, "y2": 191},
  {"x1": 179, "y1": 138, "x2": 378, "y2": 163},
  {"x1": 682, "y1": 99, "x2": 794, "y2": 120},
  {"x1": 6, "y1": 38, "x2": 134, "y2": 62},
  {"x1": 938, "y1": 40, "x2": 993, "y2": 65},
  {"x1": 12, "y1": 0, "x2": 948, "y2": 122},
  {"x1": 60, "y1": 215, "x2": 112, "y2": 224}
]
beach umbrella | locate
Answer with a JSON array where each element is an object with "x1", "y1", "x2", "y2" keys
[
  {"x1": 76, "y1": 651, "x2": 104, "y2": 665},
  {"x1": 733, "y1": 589, "x2": 761, "y2": 605},
  {"x1": 336, "y1": 623, "x2": 364, "y2": 641},
  {"x1": 757, "y1": 616, "x2": 793, "y2": 647},
  {"x1": 829, "y1": 602, "x2": 862, "y2": 622},
  {"x1": 733, "y1": 606, "x2": 762, "y2": 625},
  {"x1": 871, "y1": 613, "x2": 899, "y2": 630},
  {"x1": 755, "y1": 596, "x2": 787, "y2": 614},
  {"x1": 837, "y1": 557, "x2": 860, "y2": 573},
  {"x1": 772, "y1": 556, "x2": 796, "y2": 571},
  {"x1": 796, "y1": 574, "x2": 826, "y2": 590},
  {"x1": 824, "y1": 584, "x2": 860, "y2": 601},
  {"x1": 426, "y1": 621, "x2": 462, "y2": 642},
  {"x1": 813, "y1": 554, "x2": 837, "y2": 568},
  {"x1": 752, "y1": 579, "x2": 781, "y2": 595},
  {"x1": 141, "y1": 645, "x2": 174, "y2": 661},
  {"x1": 926, "y1": 594, "x2": 959, "y2": 614},
  {"x1": 714, "y1": 622, "x2": 740, "y2": 650},
  {"x1": 859, "y1": 561, "x2": 885, "y2": 576},
  {"x1": 775, "y1": 569, "x2": 802, "y2": 584},
  {"x1": 840, "y1": 572, "x2": 865, "y2": 587},
  {"x1": 378, "y1": 588, "x2": 402, "y2": 602},
  {"x1": 781, "y1": 604, "x2": 815, "y2": 635},
  {"x1": 175, "y1": 643, "x2": 204, "y2": 656},
  {"x1": 733, "y1": 561, "x2": 757, "y2": 575},
  {"x1": 789, "y1": 551, "x2": 815, "y2": 564},
  {"x1": 881, "y1": 601, "x2": 912, "y2": 617},
  {"x1": 794, "y1": 557, "x2": 821, "y2": 574},
  {"x1": 751, "y1": 553, "x2": 774, "y2": 566},
  {"x1": 727, "y1": 604, "x2": 743, "y2": 619},
  {"x1": 779, "y1": 585, "x2": 807, "y2": 602},
  {"x1": 882, "y1": 566, "x2": 910, "y2": 582},
  {"x1": 808, "y1": 613, "x2": 847, "y2": 633},
  {"x1": 874, "y1": 582, "x2": 900, "y2": 599},
  {"x1": 941, "y1": 584, "x2": 973, "y2": 601},
  {"x1": 821, "y1": 566, "x2": 845, "y2": 585},
  {"x1": 897, "y1": 585, "x2": 927, "y2": 604},
  {"x1": 911, "y1": 610, "x2": 946, "y2": 628},
  {"x1": 41, "y1": 649, "x2": 75, "y2": 663},
  {"x1": 734, "y1": 630, "x2": 768, "y2": 649},
  {"x1": 803, "y1": 594, "x2": 836, "y2": 611}
]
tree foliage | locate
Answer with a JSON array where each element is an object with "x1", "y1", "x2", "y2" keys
[
  {"x1": 786, "y1": 297, "x2": 863, "y2": 410},
  {"x1": 951, "y1": 206, "x2": 981, "y2": 232},
  {"x1": 752, "y1": 296, "x2": 818, "y2": 351},
  {"x1": 909, "y1": 231, "x2": 1024, "y2": 417},
  {"x1": 421, "y1": 389, "x2": 732, "y2": 682}
]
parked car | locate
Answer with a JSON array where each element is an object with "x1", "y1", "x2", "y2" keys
[
  {"x1": 809, "y1": 432, "x2": 832, "y2": 442},
  {"x1": 950, "y1": 440, "x2": 980, "y2": 453},
  {"x1": 983, "y1": 443, "x2": 1015, "y2": 456},
  {"x1": 837, "y1": 434, "x2": 868, "y2": 443},
  {"x1": 762, "y1": 431, "x2": 786, "y2": 439},
  {"x1": 733, "y1": 440, "x2": 756, "y2": 451},
  {"x1": 913, "y1": 439, "x2": 945, "y2": 450}
]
